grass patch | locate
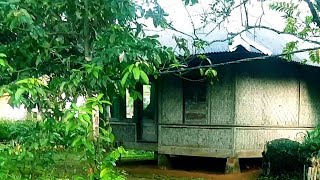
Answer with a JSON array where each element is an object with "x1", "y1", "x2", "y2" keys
[
  {"x1": 121, "y1": 150, "x2": 154, "y2": 161},
  {"x1": 0, "y1": 149, "x2": 154, "y2": 179}
]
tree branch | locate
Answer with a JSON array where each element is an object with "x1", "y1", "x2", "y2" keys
[
  {"x1": 207, "y1": 25, "x2": 320, "y2": 46},
  {"x1": 204, "y1": 0, "x2": 249, "y2": 37},
  {"x1": 167, "y1": 24, "x2": 194, "y2": 38},
  {"x1": 83, "y1": 0, "x2": 90, "y2": 61},
  {"x1": 183, "y1": 4, "x2": 198, "y2": 40},
  {"x1": 159, "y1": 46, "x2": 320, "y2": 75},
  {"x1": 305, "y1": 0, "x2": 320, "y2": 27}
]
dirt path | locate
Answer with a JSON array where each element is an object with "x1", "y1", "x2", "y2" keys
[
  {"x1": 119, "y1": 157, "x2": 262, "y2": 180},
  {"x1": 121, "y1": 164, "x2": 261, "y2": 180}
]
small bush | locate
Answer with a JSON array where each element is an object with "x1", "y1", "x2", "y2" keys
[
  {"x1": 0, "y1": 120, "x2": 36, "y2": 142},
  {"x1": 0, "y1": 121, "x2": 11, "y2": 142},
  {"x1": 301, "y1": 126, "x2": 320, "y2": 160},
  {"x1": 262, "y1": 138, "x2": 306, "y2": 177}
]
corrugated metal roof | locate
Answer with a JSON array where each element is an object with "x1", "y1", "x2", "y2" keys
[{"x1": 142, "y1": 0, "x2": 320, "y2": 67}]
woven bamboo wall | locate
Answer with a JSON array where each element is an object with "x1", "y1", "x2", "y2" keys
[
  {"x1": 209, "y1": 67, "x2": 235, "y2": 125},
  {"x1": 159, "y1": 125, "x2": 233, "y2": 157},
  {"x1": 158, "y1": 76, "x2": 183, "y2": 124},
  {"x1": 299, "y1": 67, "x2": 320, "y2": 127},
  {"x1": 235, "y1": 62, "x2": 300, "y2": 126}
]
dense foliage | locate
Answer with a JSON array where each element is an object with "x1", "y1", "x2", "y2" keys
[
  {"x1": 0, "y1": 120, "x2": 35, "y2": 142},
  {"x1": 261, "y1": 127, "x2": 320, "y2": 179},
  {"x1": 2, "y1": 0, "x2": 320, "y2": 179},
  {"x1": 0, "y1": 0, "x2": 177, "y2": 179},
  {"x1": 301, "y1": 126, "x2": 320, "y2": 161},
  {"x1": 262, "y1": 138, "x2": 307, "y2": 178}
]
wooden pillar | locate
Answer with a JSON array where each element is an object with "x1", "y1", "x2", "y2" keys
[
  {"x1": 225, "y1": 157, "x2": 241, "y2": 174},
  {"x1": 158, "y1": 154, "x2": 172, "y2": 170},
  {"x1": 134, "y1": 84, "x2": 143, "y2": 140}
]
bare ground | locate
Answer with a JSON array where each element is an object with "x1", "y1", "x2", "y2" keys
[{"x1": 119, "y1": 157, "x2": 262, "y2": 180}]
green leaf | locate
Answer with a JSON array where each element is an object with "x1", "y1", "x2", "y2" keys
[
  {"x1": 100, "y1": 168, "x2": 109, "y2": 178},
  {"x1": 15, "y1": 88, "x2": 25, "y2": 101},
  {"x1": 16, "y1": 79, "x2": 29, "y2": 85},
  {"x1": 132, "y1": 67, "x2": 140, "y2": 81},
  {"x1": 35, "y1": 56, "x2": 41, "y2": 67},
  {"x1": 99, "y1": 104, "x2": 103, "y2": 113},
  {"x1": 199, "y1": 68, "x2": 204, "y2": 76},
  {"x1": 65, "y1": 112, "x2": 75, "y2": 121},
  {"x1": 139, "y1": 70, "x2": 149, "y2": 84},
  {"x1": 75, "y1": 11, "x2": 82, "y2": 19},
  {"x1": 93, "y1": 70, "x2": 99, "y2": 79},
  {"x1": 0, "y1": 59, "x2": 5, "y2": 67},
  {"x1": 100, "y1": 100, "x2": 112, "y2": 105},
  {"x1": 97, "y1": 93, "x2": 104, "y2": 100},
  {"x1": 0, "y1": 53, "x2": 6, "y2": 58},
  {"x1": 128, "y1": 64, "x2": 134, "y2": 72},
  {"x1": 27, "y1": 152, "x2": 34, "y2": 158},
  {"x1": 83, "y1": 114, "x2": 91, "y2": 121},
  {"x1": 72, "y1": 137, "x2": 82, "y2": 147},
  {"x1": 110, "y1": 33, "x2": 116, "y2": 43},
  {"x1": 121, "y1": 72, "x2": 129, "y2": 87},
  {"x1": 212, "y1": 69, "x2": 217, "y2": 77},
  {"x1": 59, "y1": 82, "x2": 66, "y2": 92}
]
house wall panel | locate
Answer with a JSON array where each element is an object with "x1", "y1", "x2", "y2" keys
[
  {"x1": 111, "y1": 122, "x2": 136, "y2": 142},
  {"x1": 159, "y1": 77, "x2": 183, "y2": 124},
  {"x1": 141, "y1": 120, "x2": 157, "y2": 142},
  {"x1": 299, "y1": 67, "x2": 320, "y2": 127},
  {"x1": 234, "y1": 127, "x2": 311, "y2": 157},
  {"x1": 235, "y1": 62, "x2": 299, "y2": 126},
  {"x1": 159, "y1": 126, "x2": 232, "y2": 148},
  {"x1": 210, "y1": 68, "x2": 235, "y2": 125}
]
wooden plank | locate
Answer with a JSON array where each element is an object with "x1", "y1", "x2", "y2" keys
[
  {"x1": 158, "y1": 146, "x2": 233, "y2": 158},
  {"x1": 159, "y1": 77, "x2": 183, "y2": 124},
  {"x1": 159, "y1": 124, "x2": 315, "y2": 128},
  {"x1": 122, "y1": 142, "x2": 158, "y2": 151}
]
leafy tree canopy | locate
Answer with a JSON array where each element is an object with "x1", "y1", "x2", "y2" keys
[
  {"x1": 0, "y1": 0, "x2": 177, "y2": 178},
  {"x1": 0, "y1": 0, "x2": 176, "y2": 117}
]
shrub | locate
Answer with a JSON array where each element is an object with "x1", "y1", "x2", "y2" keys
[
  {"x1": 301, "y1": 126, "x2": 320, "y2": 160},
  {"x1": 262, "y1": 138, "x2": 307, "y2": 177},
  {"x1": 0, "y1": 120, "x2": 36, "y2": 142},
  {"x1": 0, "y1": 121, "x2": 11, "y2": 142}
]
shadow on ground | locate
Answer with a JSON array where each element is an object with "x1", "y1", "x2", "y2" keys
[{"x1": 118, "y1": 156, "x2": 262, "y2": 180}]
